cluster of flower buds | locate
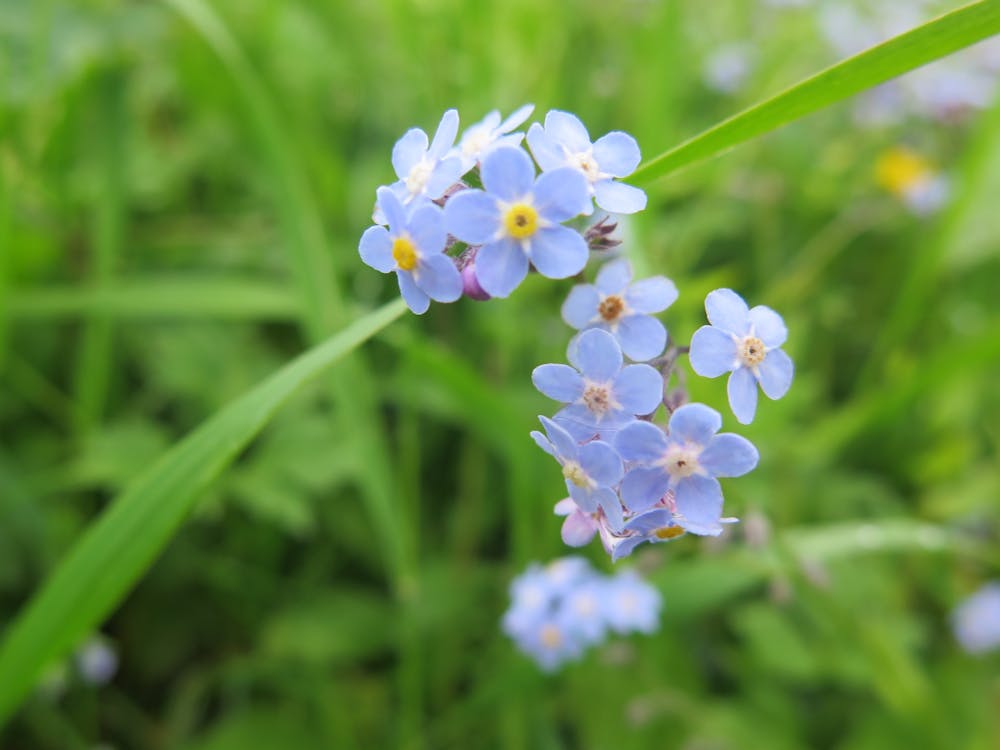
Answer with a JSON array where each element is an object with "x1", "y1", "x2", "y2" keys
[{"x1": 502, "y1": 557, "x2": 661, "y2": 671}]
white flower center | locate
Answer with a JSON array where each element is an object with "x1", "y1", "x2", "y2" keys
[
  {"x1": 405, "y1": 159, "x2": 434, "y2": 197},
  {"x1": 660, "y1": 443, "x2": 703, "y2": 479},
  {"x1": 573, "y1": 593, "x2": 597, "y2": 617},
  {"x1": 738, "y1": 335, "x2": 766, "y2": 368},
  {"x1": 581, "y1": 381, "x2": 619, "y2": 418},
  {"x1": 573, "y1": 150, "x2": 601, "y2": 182},
  {"x1": 461, "y1": 127, "x2": 492, "y2": 157}
]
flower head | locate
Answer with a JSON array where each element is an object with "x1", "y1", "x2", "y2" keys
[
  {"x1": 527, "y1": 110, "x2": 647, "y2": 214},
  {"x1": 388, "y1": 109, "x2": 464, "y2": 208},
  {"x1": 359, "y1": 187, "x2": 462, "y2": 314},
  {"x1": 689, "y1": 288, "x2": 794, "y2": 424},
  {"x1": 444, "y1": 146, "x2": 591, "y2": 297},
  {"x1": 614, "y1": 403, "x2": 757, "y2": 535},
  {"x1": 561, "y1": 259, "x2": 678, "y2": 361},
  {"x1": 953, "y1": 582, "x2": 1000, "y2": 655},
  {"x1": 602, "y1": 570, "x2": 663, "y2": 634},
  {"x1": 451, "y1": 104, "x2": 535, "y2": 173}
]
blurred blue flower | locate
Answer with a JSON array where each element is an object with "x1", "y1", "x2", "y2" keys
[
  {"x1": 614, "y1": 403, "x2": 757, "y2": 535},
  {"x1": 689, "y1": 288, "x2": 794, "y2": 424},
  {"x1": 953, "y1": 582, "x2": 1000, "y2": 655},
  {"x1": 359, "y1": 187, "x2": 462, "y2": 314},
  {"x1": 561, "y1": 258, "x2": 678, "y2": 361},
  {"x1": 444, "y1": 146, "x2": 590, "y2": 297},
  {"x1": 75, "y1": 637, "x2": 118, "y2": 686},
  {"x1": 527, "y1": 110, "x2": 647, "y2": 214},
  {"x1": 387, "y1": 109, "x2": 464, "y2": 208},
  {"x1": 451, "y1": 104, "x2": 535, "y2": 173},
  {"x1": 603, "y1": 570, "x2": 663, "y2": 634}
]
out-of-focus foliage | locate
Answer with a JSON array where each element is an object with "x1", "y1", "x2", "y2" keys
[{"x1": 1, "y1": 0, "x2": 999, "y2": 748}]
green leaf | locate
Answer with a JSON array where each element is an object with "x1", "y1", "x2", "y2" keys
[
  {"x1": 631, "y1": 1, "x2": 1000, "y2": 184},
  {"x1": 0, "y1": 298, "x2": 406, "y2": 728}
]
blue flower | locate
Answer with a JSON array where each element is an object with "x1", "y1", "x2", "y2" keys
[
  {"x1": 953, "y1": 582, "x2": 1000, "y2": 655},
  {"x1": 450, "y1": 104, "x2": 535, "y2": 173},
  {"x1": 388, "y1": 109, "x2": 464, "y2": 208},
  {"x1": 689, "y1": 288, "x2": 794, "y2": 424},
  {"x1": 600, "y1": 506, "x2": 686, "y2": 562},
  {"x1": 359, "y1": 187, "x2": 462, "y2": 314},
  {"x1": 532, "y1": 328, "x2": 662, "y2": 441},
  {"x1": 530, "y1": 415, "x2": 624, "y2": 529},
  {"x1": 614, "y1": 403, "x2": 758, "y2": 535},
  {"x1": 561, "y1": 259, "x2": 678, "y2": 361},
  {"x1": 444, "y1": 146, "x2": 591, "y2": 298},
  {"x1": 526, "y1": 110, "x2": 647, "y2": 214},
  {"x1": 602, "y1": 570, "x2": 663, "y2": 634}
]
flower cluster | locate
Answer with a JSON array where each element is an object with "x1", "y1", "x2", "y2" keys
[{"x1": 502, "y1": 557, "x2": 661, "y2": 671}]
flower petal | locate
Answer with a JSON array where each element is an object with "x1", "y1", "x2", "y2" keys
[
  {"x1": 529, "y1": 225, "x2": 588, "y2": 280},
  {"x1": 553, "y1": 497, "x2": 577, "y2": 516},
  {"x1": 620, "y1": 466, "x2": 670, "y2": 512},
  {"x1": 667, "y1": 403, "x2": 721, "y2": 446},
  {"x1": 758, "y1": 349, "x2": 794, "y2": 400},
  {"x1": 595, "y1": 488, "x2": 625, "y2": 532},
  {"x1": 408, "y1": 203, "x2": 446, "y2": 255},
  {"x1": 562, "y1": 511, "x2": 598, "y2": 547},
  {"x1": 674, "y1": 475, "x2": 724, "y2": 536},
  {"x1": 539, "y1": 415, "x2": 578, "y2": 459},
  {"x1": 427, "y1": 108, "x2": 459, "y2": 160},
  {"x1": 359, "y1": 225, "x2": 393, "y2": 273},
  {"x1": 568, "y1": 328, "x2": 622, "y2": 382},
  {"x1": 612, "y1": 364, "x2": 662, "y2": 416},
  {"x1": 414, "y1": 253, "x2": 462, "y2": 302},
  {"x1": 595, "y1": 258, "x2": 632, "y2": 295},
  {"x1": 748, "y1": 305, "x2": 787, "y2": 348},
  {"x1": 397, "y1": 270, "x2": 430, "y2": 314},
  {"x1": 592, "y1": 131, "x2": 641, "y2": 177},
  {"x1": 700, "y1": 433, "x2": 759, "y2": 477},
  {"x1": 727, "y1": 367, "x2": 758, "y2": 424},
  {"x1": 526, "y1": 122, "x2": 566, "y2": 172},
  {"x1": 614, "y1": 420, "x2": 668, "y2": 463},
  {"x1": 689, "y1": 325, "x2": 738, "y2": 378},
  {"x1": 616, "y1": 314, "x2": 667, "y2": 362},
  {"x1": 561, "y1": 284, "x2": 600, "y2": 329},
  {"x1": 376, "y1": 185, "x2": 408, "y2": 232},
  {"x1": 391, "y1": 128, "x2": 428, "y2": 179},
  {"x1": 533, "y1": 168, "x2": 590, "y2": 222},
  {"x1": 578, "y1": 440, "x2": 623, "y2": 487},
  {"x1": 475, "y1": 239, "x2": 528, "y2": 298},
  {"x1": 424, "y1": 156, "x2": 464, "y2": 199},
  {"x1": 705, "y1": 288, "x2": 750, "y2": 335},
  {"x1": 481, "y1": 146, "x2": 535, "y2": 201},
  {"x1": 625, "y1": 276, "x2": 678, "y2": 314},
  {"x1": 544, "y1": 110, "x2": 592, "y2": 153},
  {"x1": 593, "y1": 180, "x2": 647, "y2": 214},
  {"x1": 553, "y1": 406, "x2": 602, "y2": 442},
  {"x1": 444, "y1": 190, "x2": 499, "y2": 245},
  {"x1": 530, "y1": 430, "x2": 556, "y2": 457},
  {"x1": 532, "y1": 364, "x2": 584, "y2": 403},
  {"x1": 499, "y1": 103, "x2": 535, "y2": 133}
]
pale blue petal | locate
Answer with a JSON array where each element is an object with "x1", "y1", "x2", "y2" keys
[
  {"x1": 592, "y1": 131, "x2": 641, "y2": 176},
  {"x1": 689, "y1": 326, "x2": 738, "y2": 378},
  {"x1": 408, "y1": 203, "x2": 446, "y2": 255},
  {"x1": 376, "y1": 185, "x2": 408, "y2": 233},
  {"x1": 526, "y1": 123, "x2": 566, "y2": 172},
  {"x1": 553, "y1": 407, "x2": 601, "y2": 442},
  {"x1": 612, "y1": 364, "x2": 662, "y2": 416},
  {"x1": 539, "y1": 415, "x2": 578, "y2": 459},
  {"x1": 748, "y1": 305, "x2": 787, "y2": 348},
  {"x1": 397, "y1": 270, "x2": 430, "y2": 314},
  {"x1": 533, "y1": 168, "x2": 590, "y2": 222},
  {"x1": 529, "y1": 225, "x2": 588, "y2": 280},
  {"x1": 595, "y1": 488, "x2": 624, "y2": 532},
  {"x1": 727, "y1": 366, "x2": 758, "y2": 424},
  {"x1": 444, "y1": 190, "x2": 499, "y2": 245},
  {"x1": 700, "y1": 433, "x2": 759, "y2": 477},
  {"x1": 616, "y1": 315, "x2": 666, "y2": 362},
  {"x1": 674, "y1": 475, "x2": 724, "y2": 536},
  {"x1": 595, "y1": 259, "x2": 632, "y2": 295},
  {"x1": 620, "y1": 466, "x2": 670, "y2": 512},
  {"x1": 757, "y1": 349, "x2": 794, "y2": 400},
  {"x1": 593, "y1": 180, "x2": 647, "y2": 214},
  {"x1": 568, "y1": 328, "x2": 622, "y2": 381},
  {"x1": 625, "y1": 276, "x2": 678, "y2": 314},
  {"x1": 705, "y1": 288, "x2": 750, "y2": 335},
  {"x1": 561, "y1": 284, "x2": 600, "y2": 329},
  {"x1": 487, "y1": 133, "x2": 524, "y2": 153},
  {"x1": 544, "y1": 110, "x2": 591, "y2": 152},
  {"x1": 610, "y1": 536, "x2": 646, "y2": 562},
  {"x1": 481, "y1": 146, "x2": 535, "y2": 201},
  {"x1": 474, "y1": 239, "x2": 528, "y2": 298},
  {"x1": 424, "y1": 156, "x2": 464, "y2": 199},
  {"x1": 667, "y1": 403, "x2": 721, "y2": 446},
  {"x1": 415, "y1": 253, "x2": 462, "y2": 302},
  {"x1": 625, "y1": 508, "x2": 673, "y2": 534},
  {"x1": 553, "y1": 497, "x2": 577, "y2": 516},
  {"x1": 359, "y1": 226, "x2": 393, "y2": 273},
  {"x1": 391, "y1": 128, "x2": 428, "y2": 178},
  {"x1": 579, "y1": 440, "x2": 623, "y2": 487},
  {"x1": 532, "y1": 364, "x2": 584, "y2": 402},
  {"x1": 614, "y1": 420, "x2": 668, "y2": 463},
  {"x1": 562, "y1": 511, "x2": 598, "y2": 547},
  {"x1": 567, "y1": 484, "x2": 598, "y2": 514},
  {"x1": 499, "y1": 103, "x2": 534, "y2": 133},
  {"x1": 530, "y1": 429, "x2": 556, "y2": 457},
  {"x1": 427, "y1": 108, "x2": 459, "y2": 160}
]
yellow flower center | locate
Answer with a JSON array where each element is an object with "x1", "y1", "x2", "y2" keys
[
  {"x1": 598, "y1": 294, "x2": 626, "y2": 322},
  {"x1": 504, "y1": 203, "x2": 539, "y2": 239},
  {"x1": 540, "y1": 623, "x2": 562, "y2": 649},
  {"x1": 875, "y1": 147, "x2": 932, "y2": 197},
  {"x1": 653, "y1": 525, "x2": 685, "y2": 541},
  {"x1": 739, "y1": 336, "x2": 766, "y2": 368},
  {"x1": 392, "y1": 236, "x2": 418, "y2": 271},
  {"x1": 562, "y1": 461, "x2": 591, "y2": 488}
]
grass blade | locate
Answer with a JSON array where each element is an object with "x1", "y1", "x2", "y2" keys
[
  {"x1": 631, "y1": 0, "x2": 1000, "y2": 183},
  {"x1": 0, "y1": 298, "x2": 406, "y2": 728}
]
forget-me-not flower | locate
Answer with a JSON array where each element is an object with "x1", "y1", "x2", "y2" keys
[
  {"x1": 527, "y1": 110, "x2": 647, "y2": 214},
  {"x1": 562, "y1": 259, "x2": 678, "y2": 362},
  {"x1": 533, "y1": 328, "x2": 662, "y2": 441},
  {"x1": 614, "y1": 403, "x2": 758, "y2": 535},
  {"x1": 451, "y1": 104, "x2": 535, "y2": 173},
  {"x1": 359, "y1": 187, "x2": 462, "y2": 314},
  {"x1": 689, "y1": 288, "x2": 794, "y2": 424},
  {"x1": 603, "y1": 570, "x2": 663, "y2": 634},
  {"x1": 953, "y1": 582, "x2": 1000, "y2": 655},
  {"x1": 389, "y1": 109, "x2": 464, "y2": 207},
  {"x1": 444, "y1": 146, "x2": 590, "y2": 297}
]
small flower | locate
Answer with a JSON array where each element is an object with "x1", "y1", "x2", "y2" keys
[
  {"x1": 451, "y1": 104, "x2": 535, "y2": 173},
  {"x1": 444, "y1": 146, "x2": 591, "y2": 297},
  {"x1": 614, "y1": 403, "x2": 758, "y2": 535},
  {"x1": 599, "y1": 506, "x2": 686, "y2": 562},
  {"x1": 527, "y1": 110, "x2": 647, "y2": 214},
  {"x1": 703, "y1": 44, "x2": 754, "y2": 94},
  {"x1": 388, "y1": 109, "x2": 464, "y2": 207},
  {"x1": 531, "y1": 415, "x2": 624, "y2": 528},
  {"x1": 602, "y1": 570, "x2": 662, "y2": 634},
  {"x1": 561, "y1": 258, "x2": 678, "y2": 362},
  {"x1": 874, "y1": 147, "x2": 949, "y2": 216},
  {"x1": 533, "y1": 329, "x2": 662, "y2": 441},
  {"x1": 689, "y1": 288, "x2": 793, "y2": 424},
  {"x1": 953, "y1": 582, "x2": 1000, "y2": 655},
  {"x1": 75, "y1": 637, "x2": 118, "y2": 686},
  {"x1": 359, "y1": 187, "x2": 462, "y2": 314}
]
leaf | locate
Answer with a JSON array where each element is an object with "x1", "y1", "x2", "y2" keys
[
  {"x1": 631, "y1": 1, "x2": 1000, "y2": 183},
  {"x1": 0, "y1": 298, "x2": 406, "y2": 727}
]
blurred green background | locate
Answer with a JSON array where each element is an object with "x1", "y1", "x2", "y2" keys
[{"x1": 2, "y1": 0, "x2": 999, "y2": 747}]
